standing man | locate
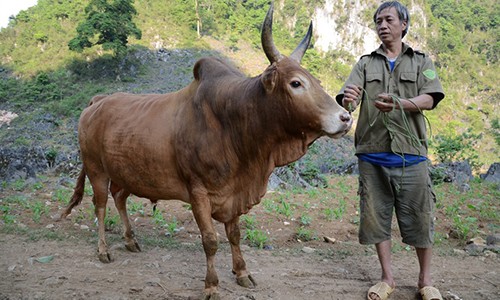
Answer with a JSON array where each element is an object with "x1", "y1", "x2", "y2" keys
[{"x1": 336, "y1": 2, "x2": 444, "y2": 300}]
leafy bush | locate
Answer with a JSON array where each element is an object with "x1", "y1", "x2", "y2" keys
[{"x1": 430, "y1": 128, "x2": 480, "y2": 170}]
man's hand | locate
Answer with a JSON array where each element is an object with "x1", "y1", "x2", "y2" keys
[
  {"x1": 374, "y1": 93, "x2": 399, "y2": 112},
  {"x1": 374, "y1": 93, "x2": 434, "y2": 112},
  {"x1": 342, "y1": 84, "x2": 362, "y2": 112}
]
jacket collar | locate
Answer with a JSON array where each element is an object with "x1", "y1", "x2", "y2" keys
[{"x1": 371, "y1": 42, "x2": 414, "y2": 58}]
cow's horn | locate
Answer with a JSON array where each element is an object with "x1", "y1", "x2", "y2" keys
[
  {"x1": 290, "y1": 21, "x2": 313, "y2": 63},
  {"x1": 261, "y1": 3, "x2": 283, "y2": 63}
]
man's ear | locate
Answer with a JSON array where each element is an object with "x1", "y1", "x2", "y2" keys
[{"x1": 261, "y1": 63, "x2": 278, "y2": 93}]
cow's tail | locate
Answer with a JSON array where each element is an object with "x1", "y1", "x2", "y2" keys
[{"x1": 58, "y1": 168, "x2": 86, "y2": 220}]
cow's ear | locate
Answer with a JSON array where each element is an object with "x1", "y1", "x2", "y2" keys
[{"x1": 261, "y1": 63, "x2": 278, "y2": 93}]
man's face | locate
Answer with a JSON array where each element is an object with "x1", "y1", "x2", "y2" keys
[{"x1": 375, "y1": 7, "x2": 407, "y2": 43}]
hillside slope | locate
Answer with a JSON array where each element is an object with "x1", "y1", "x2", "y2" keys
[{"x1": 0, "y1": 0, "x2": 498, "y2": 181}]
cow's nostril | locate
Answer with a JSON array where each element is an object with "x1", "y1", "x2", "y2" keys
[{"x1": 340, "y1": 113, "x2": 351, "y2": 123}]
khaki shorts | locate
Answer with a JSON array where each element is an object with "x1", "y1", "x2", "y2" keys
[{"x1": 357, "y1": 159, "x2": 435, "y2": 248}]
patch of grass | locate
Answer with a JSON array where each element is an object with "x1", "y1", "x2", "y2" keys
[
  {"x1": 244, "y1": 229, "x2": 269, "y2": 249},
  {"x1": 275, "y1": 199, "x2": 293, "y2": 218},
  {"x1": 10, "y1": 178, "x2": 27, "y2": 191},
  {"x1": 240, "y1": 215, "x2": 257, "y2": 230},
  {"x1": 0, "y1": 205, "x2": 16, "y2": 224},
  {"x1": 84, "y1": 182, "x2": 94, "y2": 196},
  {"x1": 299, "y1": 213, "x2": 312, "y2": 226},
  {"x1": 104, "y1": 208, "x2": 120, "y2": 232},
  {"x1": 127, "y1": 198, "x2": 144, "y2": 216},
  {"x1": 52, "y1": 188, "x2": 71, "y2": 204},
  {"x1": 31, "y1": 181, "x2": 44, "y2": 191},
  {"x1": 4, "y1": 194, "x2": 30, "y2": 208},
  {"x1": 452, "y1": 215, "x2": 478, "y2": 240},
  {"x1": 74, "y1": 206, "x2": 94, "y2": 224},
  {"x1": 323, "y1": 198, "x2": 347, "y2": 221},
  {"x1": 152, "y1": 209, "x2": 166, "y2": 227},
  {"x1": 138, "y1": 232, "x2": 202, "y2": 250},
  {"x1": 435, "y1": 180, "x2": 499, "y2": 242},
  {"x1": 296, "y1": 226, "x2": 317, "y2": 241},
  {"x1": 31, "y1": 201, "x2": 50, "y2": 223},
  {"x1": 165, "y1": 217, "x2": 179, "y2": 236},
  {"x1": 0, "y1": 224, "x2": 68, "y2": 242},
  {"x1": 262, "y1": 198, "x2": 276, "y2": 213},
  {"x1": 305, "y1": 188, "x2": 320, "y2": 199}
]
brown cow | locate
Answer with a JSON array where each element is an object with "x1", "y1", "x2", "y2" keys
[{"x1": 60, "y1": 5, "x2": 352, "y2": 300}]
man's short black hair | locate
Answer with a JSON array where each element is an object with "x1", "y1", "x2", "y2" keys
[{"x1": 373, "y1": 1, "x2": 410, "y2": 38}]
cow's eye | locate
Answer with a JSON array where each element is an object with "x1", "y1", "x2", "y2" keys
[{"x1": 290, "y1": 81, "x2": 301, "y2": 88}]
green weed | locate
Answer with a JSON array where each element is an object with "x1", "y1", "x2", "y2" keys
[
  {"x1": 10, "y1": 179, "x2": 26, "y2": 191},
  {"x1": 52, "y1": 188, "x2": 71, "y2": 204},
  {"x1": 323, "y1": 199, "x2": 347, "y2": 221},
  {"x1": 296, "y1": 226, "x2": 316, "y2": 241},
  {"x1": 104, "y1": 208, "x2": 120, "y2": 231},
  {"x1": 152, "y1": 209, "x2": 166, "y2": 227},
  {"x1": 0, "y1": 205, "x2": 16, "y2": 224},
  {"x1": 276, "y1": 199, "x2": 293, "y2": 218},
  {"x1": 165, "y1": 217, "x2": 179, "y2": 236},
  {"x1": 127, "y1": 198, "x2": 144, "y2": 216},
  {"x1": 452, "y1": 215, "x2": 478, "y2": 240},
  {"x1": 4, "y1": 195, "x2": 29, "y2": 208},
  {"x1": 31, "y1": 201, "x2": 50, "y2": 223},
  {"x1": 244, "y1": 229, "x2": 269, "y2": 249},
  {"x1": 299, "y1": 213, "x2": 312, "y2": 226},
  {"x1": 240, "y1": 215, "x2": 257, "y2": 230}
]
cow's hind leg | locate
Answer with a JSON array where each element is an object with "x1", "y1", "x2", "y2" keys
[
  {"x1": 225, "y1": 216, "x2": 256, "y2": 288},
  {"x1": 89, "y1": 177, "x2": 112, "y2": 263},
  {"x1": 110, "y1": 182, "x2": 141, "y2": 253},
  {"x1": 191, "y1": 194, "x2": 220, "y2": 300}
]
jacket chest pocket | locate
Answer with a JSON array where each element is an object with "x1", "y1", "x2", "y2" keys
[
  {"x1": 399, "y1": 72, "x2": 418, "y2": 98},
  {"x1": 365, "y1": 73, "x2": 384, "y2": 99}
]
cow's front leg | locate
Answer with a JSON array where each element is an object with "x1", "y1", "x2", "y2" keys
[
  {"x1": 225, "y1": 216, "x2": 256, "y2": 288},
  {"x1": 191, "y1": 198, "x2": 220, "y2": 300}
]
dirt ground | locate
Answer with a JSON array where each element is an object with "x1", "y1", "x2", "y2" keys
[{"x1": 0, "y1": 176, "x2": 499, "y2": 300}]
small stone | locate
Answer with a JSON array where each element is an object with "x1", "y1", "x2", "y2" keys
[
  {"x1": 323, "y1": 236, "x2": 336, "y2": 244},
  {"x1": 146, "y1": 277, "x2": 161, "y2": 286},
  {"x1": 161, "y1": 255, "x2": 172, "y2": 262},
  {"x1": 80, "y1": 225, "x2": 89, "y2": 230},
  {"x1": 302, "y1": 246, "x2": 315, "y2": 254},
  {"x1": 467, "y1": 237, "x2": 486, "y2": 246},
  {"x1": 486, "y1": 234, "x2": 500, "y2": 245},
  {"x1": 46, "y1": 224, "x2": 55, "y2": 229}
]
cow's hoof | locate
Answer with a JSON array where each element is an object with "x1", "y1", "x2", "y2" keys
[
  {"x1": 55, "y1": 212, "x2": 69, "y2": 221},
  {"x1": 202, "y1": 292, "x2": 220, "y2": 300},
  {"x1": 125, "y1": 241, "x2": 141, "y2": 252},
  {"x1": 236, "y1": 274, "x2": 257, "y2": 288},
  {"x1": 98, "y1": 252, "x2": 112, "y2": 263}
]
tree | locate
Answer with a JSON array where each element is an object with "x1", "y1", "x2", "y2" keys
[{"x1": 68, "y1": 0, "x2": 141, "y2": 57}]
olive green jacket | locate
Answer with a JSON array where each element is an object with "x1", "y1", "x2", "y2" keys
[{"x1": 336, "y1": 43, "x2": 445, "y2": 156}]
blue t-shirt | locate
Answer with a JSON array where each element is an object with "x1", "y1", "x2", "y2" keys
[
  {"x1": 388, "y1": 57, "x2": 397, "y2": 72},
  {"x1": 358, "y1": 152, "x2": 427, "y2": 168}
]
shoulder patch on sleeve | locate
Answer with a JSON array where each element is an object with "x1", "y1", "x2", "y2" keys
[{"x1": 423, "y1": 69, "x2": 436, "y2": 80}]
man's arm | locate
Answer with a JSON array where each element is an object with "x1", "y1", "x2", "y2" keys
[{"x1": 374, "y1": 93, "x2": 434, "y2": 113}]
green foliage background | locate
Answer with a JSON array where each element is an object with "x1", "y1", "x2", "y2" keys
[{"x1": 0, "y1": 0, "x2": 498, "y2": 169}]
